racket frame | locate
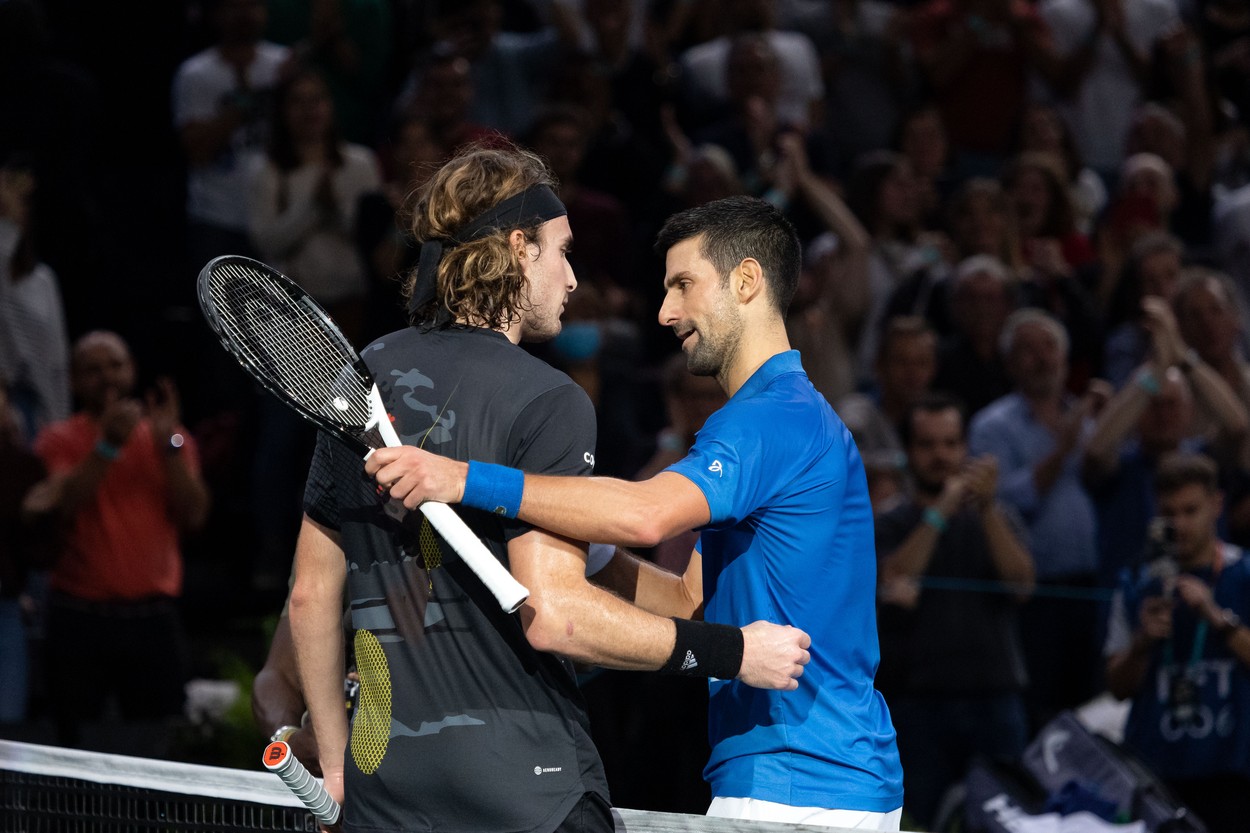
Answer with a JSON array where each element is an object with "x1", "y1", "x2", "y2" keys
[{"x1": 198, "y1": 255, "x2": 530, "y2": 613}]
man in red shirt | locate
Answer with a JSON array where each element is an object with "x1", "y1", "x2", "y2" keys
[{"x1": 34, "y1": 330, "x2": 210, "y2": 749}]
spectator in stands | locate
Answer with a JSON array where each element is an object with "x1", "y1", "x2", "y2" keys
[
  {"x1": 264, "y1": 0, "x2": 393, "y2": 145},
  {"x1": 969, "y1": 309, "x2": 1106, "y2": 729},
  {"x1": 933, "y1": 255, "x2": 1017, "y2": 418},
  {"x1": 527, "y1": 105, "x2": 636, "y2": 316},
  {"x1": 1105, "y1": 452, "x2": 1250, "y2": 833},
  {"x1": 897, "y1": 105, "x2": 954, "y2": 232},
  {"x1": 356, "y1": 114, "x2": 448, "y2": 340},
  {"x1": 771, "y1": 132, "x2": 872, "y2": 404},
  {"x1": 677, "y1": 0, "x2": 824, "y2": 133},
  {"x1": 1172, "y1": 269, "x2": 1250, "y2": 461},
  {"x1": 1036, "y1": 0, "x2": 1179, "y2": 180},
  {"x1": 1085, "y1": 295, "x2": 1247, "y2": 586},
  {"x1": 1102, "y1": 231, "x2": 1184, "y2": 387},
  {"x1": 839, "y1": 316, "x2": 938, "y2": 465},
  {"x1": 173, "y1": 0, "x2": 290, "y2": 268},
  {"x1": 33, "y1": 331, "x2": 210, "y2": 751},
  {"x1": 0, "y1": 385, "x2": 48, "y2": 725},
  {"x1": 795, "y1": 0, "x2": 914, "y2": 171},
  {"x1": 910, "y1": 0, "x2": 1065, "y2": 177},
  {"x1": 248, "y1": 67, "x2": 381, "y2": 343},
  {"x1": 422, "y1": 0, "x2": 563, "y2": 137},
  {"x1": 846, "y1": 150, "x2": 944, "y2": 381},
  {"x1": 1124, "y1": 94, "x2": 1217, "y2": 252},
  {"x1": 0, "y1": 159, "x2": 69, "y2": 445},
  {"x1": 399, "y1": 49, "x2": 497, "y2": 154},
  {"x1": 1003, "y1": 151, "x2": 1097, "y2": 278},
  {"x1": 876, "y1": 393, "x2": 1034, "y2": 829},
  {"x1": 1016, "y1": 102, "x2": 1106, "y2": 235},
  {"x1": 0, "y1": 0, "x2": 97, "y2": 335}
]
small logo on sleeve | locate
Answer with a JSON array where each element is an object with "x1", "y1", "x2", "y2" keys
[
  {"x1": 584, "y1": 451, "x2": 595, "y2": 467},
  {"x1": 708, "y1": 460, "x2": 723, "y2": 476}
]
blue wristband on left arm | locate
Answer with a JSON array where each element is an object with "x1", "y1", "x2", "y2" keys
[{"x1": 462, "y1": 461, "x2": 525, "y2": 518}]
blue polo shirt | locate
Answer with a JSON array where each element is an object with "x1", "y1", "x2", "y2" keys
[{"x1": 666, "y1": 351, "x2": 903, "y2": 812}]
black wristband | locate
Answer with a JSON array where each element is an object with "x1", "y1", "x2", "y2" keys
[{"x1": 660, "y1": 617, "x2": 744, "y2": 680}]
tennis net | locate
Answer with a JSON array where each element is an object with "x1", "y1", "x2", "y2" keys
[
  {"x1": 1, "y1": 739, "x2": 876, "y2": 833},
  {"x1": 0, "y1": 739, "x2": 316, "y2": 832}
]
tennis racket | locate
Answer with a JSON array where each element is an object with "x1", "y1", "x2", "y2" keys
[
  {"x1": 263, "y1": 740, "x2": 341, "y2": 827},
  {"x1": 197, "y1": 255, "x2": 530, "y2": 613}
]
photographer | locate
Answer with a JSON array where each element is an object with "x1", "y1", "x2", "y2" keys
[{"x1": 1104, "y1": 452, "x2": 1250, "y2": 833}]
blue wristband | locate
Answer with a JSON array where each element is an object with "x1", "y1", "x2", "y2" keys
[
  {"x1": 94, "y1": 439, "x2": 121, "y2": 461},
  {"x1": 463, "y1": 461, "x2": 525, "y2": 518}
]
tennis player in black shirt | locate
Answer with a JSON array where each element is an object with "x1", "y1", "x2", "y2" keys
[{"x1": 289, "y1": 142, "x2": 809, "y2": 833}]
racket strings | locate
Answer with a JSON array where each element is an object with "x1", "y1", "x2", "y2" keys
[{"x1": 206, "y1": 262, "x2": 374, "y2": 428}]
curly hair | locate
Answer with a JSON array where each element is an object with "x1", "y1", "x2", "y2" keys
[{"x1": 404, "y1": 141, "x2": 558, "y2": 329}]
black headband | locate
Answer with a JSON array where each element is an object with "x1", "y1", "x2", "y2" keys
[{"x1": 409, "y1": 184, "x2": 568, "y2": 320}]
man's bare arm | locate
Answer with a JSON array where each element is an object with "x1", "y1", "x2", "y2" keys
[
  {"x1": 514, "y1": 534, "x2": 804, "y2": 688},
  {"x1": 288, "y1": 515, "x2": 348, "y2": 803},
  {"x1": 592, "y1": 547, "x2": 703, "y2": 620},
  {"x1": 366, "y1": 445, "x2": 710, "y2": 548}
]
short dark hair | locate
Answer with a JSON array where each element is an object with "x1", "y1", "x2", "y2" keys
[
  {"x1": 899, "y1": 392, "x2": 967, "y2": 449},
  {"x1": 654, "y1": 196, "x2": 801, "y2": 314},
  {"x1": 1155, "y1": 452, "x2": 1219, "y2": 496}
]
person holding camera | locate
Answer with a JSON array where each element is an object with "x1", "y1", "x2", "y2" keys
[{"x1": 1105, "y1": 452, "x2": 1250, "y2": 833}]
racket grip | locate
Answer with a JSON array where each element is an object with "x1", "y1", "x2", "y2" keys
[
  {"x1": 263, "y1": 741, "x2": 341, "y2": 827},
  {"x1": 420, "y1": 501, "x2": 530, "y2": 613}
]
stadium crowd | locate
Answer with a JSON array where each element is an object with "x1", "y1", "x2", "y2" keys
[{"x1": 3, "y1": 0, "x2": 1250, "y2": 828}]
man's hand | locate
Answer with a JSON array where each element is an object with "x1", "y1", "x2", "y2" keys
[
  {"x1": 963, "y1": 456, "x2": 999, "y2": 512},
  {"x1": 1175, "y1": 574, "x2": 1220, "y2": 622},
  {"x1": 319, "y1": 763, "x2": 344, "y2": 833},
  {"x1": 1139, "y1": 595, "x2": 1174, "y2": 642},
  {"x1": 737, "y1": 621, "x2": 811, "y2": 691},
  {"x1": 288, "y1": 723, "x2": 323, "y2": 778},
  {"x1": 100, "y1": 389, "x2": 142, "y2": 448},
  {"x1": 365, "y1": 446, "x2": 467, "y2": 510},
  {"x1": 146, "y1": 377, "x2": 182, "y2": 445}
]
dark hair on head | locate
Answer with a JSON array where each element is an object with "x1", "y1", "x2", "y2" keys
[
  {"x1": 1001, "y1": 152, "x2": 1077, "y2": 237},
  {"x1": 1155, "y1": 451, "x2": 1219, "y2": 496},
  {"x1": 654, "y1": 195, "x2": 801, "y2": 315},
  {"x1": 899, "y1": 391, "x2": 967, "y2": 449},
  {"x1": 524, "y1": 104, "x2": 590, "y2": 147},
  {"x1": 267, "y1": 66, "x2": 343, "y2": 173},
  {"x1": 877, "y1": 315, "x2": 936, "y2": 362},
  {"x1": 1174, "y1": 266, "x2": 1243, "y2": 320},
  {"x1": 846, "y1": 150, "x2": 905, "y2": 235},
  {"x1": 406, "y1": 140, "x2": 558, "y2": 329}
]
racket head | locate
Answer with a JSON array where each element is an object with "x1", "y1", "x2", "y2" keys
[{"x1": 197, "y1": 255, "x2": 375, "y2": 454}]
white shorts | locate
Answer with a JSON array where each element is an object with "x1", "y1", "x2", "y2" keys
[{"x1": 707, "y1": 796, "x2": 903, "y2": 831}]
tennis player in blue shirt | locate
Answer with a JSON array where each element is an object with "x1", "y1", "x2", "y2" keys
[{"x1": 367, "y1": 195, "x2": 905, "y2": 829}]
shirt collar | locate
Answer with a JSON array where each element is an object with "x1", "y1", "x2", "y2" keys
[{"x1": 733, "y1": 350, "x2": 803, "y2": 401}]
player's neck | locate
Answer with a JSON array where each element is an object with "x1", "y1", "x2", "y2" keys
[{"x1": 722, "y1": 321, "x2": 792, "y2": 397}]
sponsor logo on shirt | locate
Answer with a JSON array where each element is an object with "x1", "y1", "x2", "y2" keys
[
  {"x1": 533, "y1": 765, "x2": 564, "y2": 775},
  {"x1": 708, "y1": 460, "x2": 723, "y2": 476},
  {"x1": 584, "y1": 451, "x2": 595, "y2": 467}
]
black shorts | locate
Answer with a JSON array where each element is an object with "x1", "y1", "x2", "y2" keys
[{"x1": 552, "y1": 792, "x2": 614, "y2": 833}]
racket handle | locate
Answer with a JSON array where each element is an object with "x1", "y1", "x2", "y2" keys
[
  {"x1": 420, "y1": 501, "x2": 531, "y2": 613},
  {"x1": 263, "y1": 741, "x2": 341, "y2": 827}
]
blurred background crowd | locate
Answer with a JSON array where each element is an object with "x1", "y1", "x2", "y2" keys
[{"x1": 3, "y1": 0, "x2": 1250, "y2": 828}]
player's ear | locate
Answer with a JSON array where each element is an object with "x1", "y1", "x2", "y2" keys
[
  {"x1": 734, "y1": 258, "x2": 766, "y2": 304},
  {"x1": 509, "y1": 229, "x2": 528, "y2": 259}
]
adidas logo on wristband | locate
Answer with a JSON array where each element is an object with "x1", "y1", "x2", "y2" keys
[{"x1": 680, "y1": 651, "x2": 698, "y2": 671}]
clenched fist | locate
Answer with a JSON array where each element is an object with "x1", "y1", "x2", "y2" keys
[{"x1": 737, "y1": 621, "x2": 811, "y2": 691}]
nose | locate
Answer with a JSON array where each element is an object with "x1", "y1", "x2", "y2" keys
[{"x1": 658, "y1": 292, "x2": 678, "y2": 327}]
